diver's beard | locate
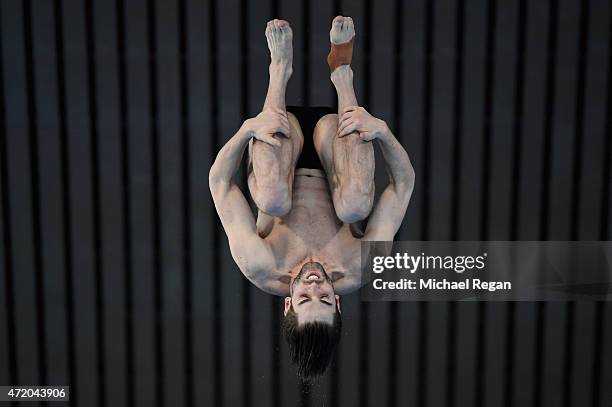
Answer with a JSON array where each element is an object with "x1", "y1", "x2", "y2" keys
[{"x1": 290, "y1": 262, "x2": 332, "y2": 293}]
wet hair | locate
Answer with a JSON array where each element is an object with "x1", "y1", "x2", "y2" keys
[{"x1": 282, "y1": 304, "x2": 342, "y2": 383}]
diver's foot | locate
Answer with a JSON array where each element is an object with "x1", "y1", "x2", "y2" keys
[
  {"x1": 266, "y1": 19, "x2": 293, "y2": 79},
  {"x1": 327, "y1": 16, "x2": 355, "y2": 72}
]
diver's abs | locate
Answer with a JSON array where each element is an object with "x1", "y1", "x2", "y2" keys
[{"x1": 264, "y1": 170, "x2": 344, "y2": 264}]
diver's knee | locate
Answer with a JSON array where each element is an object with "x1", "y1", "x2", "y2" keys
[
  {"x1": 334, "y1": 185, "x2": 373, "y2": 224},
  {"x1": 313, "y1": 114, "x2": 338, "y2": 140},
  {"x1": 316, "y1": 113, "x2": 338, "y2": 127},
  {"x1": 255, "y1": 185, "x2": 292, "y2": 217}
]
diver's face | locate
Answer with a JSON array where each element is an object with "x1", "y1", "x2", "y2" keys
[{"x1": 284, "y1": 262, "x2": 340, "y2": 325}]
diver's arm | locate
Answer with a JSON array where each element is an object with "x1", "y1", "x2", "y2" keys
[
  {"x1": 209, "y1": 171, "x2": 277, "y2": 280},
  {"x1": 376, "y1": 126, "x2": 415, "y2": 189},
  {"x1": 208, "y1": 125, "x2": 252, "y2": 186},
  {"x1": 363, "y1": 123, "x2": 415, "y2": 242},
  {"x1": 209, "y1": 111, "x2": 290, "y2": 284}
]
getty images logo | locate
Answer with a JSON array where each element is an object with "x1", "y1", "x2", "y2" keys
[{"x1": 372, "y1": 252, "x2": 488, "y2": 274}]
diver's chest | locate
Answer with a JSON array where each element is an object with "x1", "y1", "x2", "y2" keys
[
  {"x1": 267, "y1": 227, "x2": 355, "y2": 277},
  {"x1": 266, "y1": 209, "x2": 341, "y2": 254}
]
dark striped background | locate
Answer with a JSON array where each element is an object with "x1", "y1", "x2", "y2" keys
[{"x1": 1, "y1": 0, "x2": 612, "y2": 406}]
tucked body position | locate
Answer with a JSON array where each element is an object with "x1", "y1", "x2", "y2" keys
[{"x1": 209, "y1": 16, "x2": 415, "y2": 381}]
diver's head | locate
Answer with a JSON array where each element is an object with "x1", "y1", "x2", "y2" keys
[
  {"x1": 286, "y1": 262, "x2": 340, "y2": 322},
  {"x1": 282, "y1": 262, "x2": 342, "y2": 382}
]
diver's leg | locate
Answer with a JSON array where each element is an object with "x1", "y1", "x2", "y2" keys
[
  {"x1": 314, "y1": 16, "x2": 374, "y2": 224},
  {"x1": 248, "y1": 19, "x2": 303, "y2": 217}
]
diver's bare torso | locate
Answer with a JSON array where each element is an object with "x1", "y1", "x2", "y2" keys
[{"x1": 255, "y1": 168, "x2": 363, "y2": 295}]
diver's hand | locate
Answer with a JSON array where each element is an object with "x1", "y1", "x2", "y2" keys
[
  {"x1": 337, "y1": 106, "x2": 389, "y2": 141},
  {"x1": 242, "y1": 108, "x2": 290, "y2": 147}
]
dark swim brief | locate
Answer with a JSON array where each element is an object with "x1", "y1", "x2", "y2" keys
[{"x1": 287, "y1": 106, "x2": 336, "y2": 171}]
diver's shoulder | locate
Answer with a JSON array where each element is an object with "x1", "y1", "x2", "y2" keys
[
  {"x1": 246, "y1": 270, "x2": 290, "y2": 297},
  {"x1": 333, "y1": 273, "x2": 362, "y2": 295}
]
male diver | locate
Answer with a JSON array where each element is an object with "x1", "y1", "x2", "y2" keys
[{"x1": 209, "y1": 16, "x2": 415, "y2": 381}]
